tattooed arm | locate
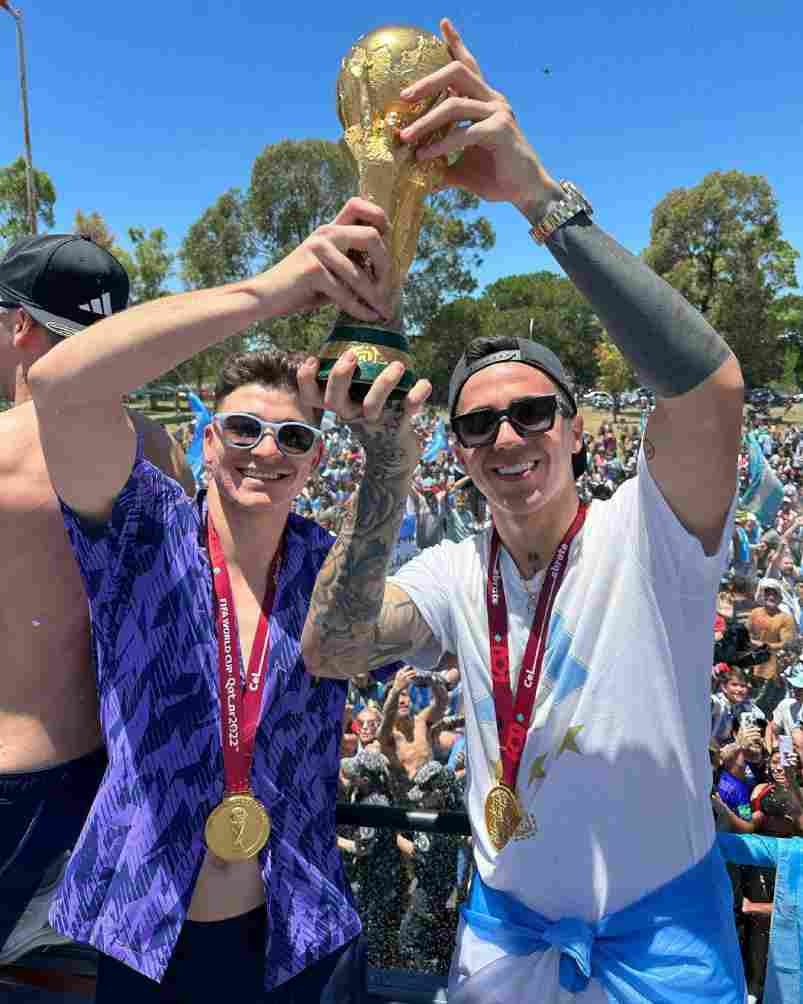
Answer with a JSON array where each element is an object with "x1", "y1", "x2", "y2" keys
[{"x1": 300, "y1": 398, "x2": 436, "y2": 679}]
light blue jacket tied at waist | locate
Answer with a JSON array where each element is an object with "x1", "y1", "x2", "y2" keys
[
  {"x1": 451, "y1": 842, "x2": 746, "y2": 1003},
  {"x1": 718, "y1": 833, "x2": 803, "y2": 1004}
]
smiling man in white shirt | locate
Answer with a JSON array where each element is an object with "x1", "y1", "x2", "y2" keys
[{"x1": 301, "y1": 16, "x2": 745, "y2": 1004}]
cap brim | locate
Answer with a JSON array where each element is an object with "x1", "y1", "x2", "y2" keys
[
  {"x1": 24, "y1": 302, "x2": 86, "y2": 338},
  {"x1": 0, "y1": 280, "x2": 87, "y2": 338}
]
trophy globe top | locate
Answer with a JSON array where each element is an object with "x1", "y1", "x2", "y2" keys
[
  {"x1": 318, "y1": 25, "x2": 451, "y2": 400},
  {"x1": 336, "y1": 25, "x2": 451, "y2": 300},
  {"x1": 336, "y1": 25, "x2": 450, "y2": 134}
]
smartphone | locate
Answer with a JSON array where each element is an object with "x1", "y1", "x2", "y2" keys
[
  {"x1": 740, "y1": 711, "x2": 757, "y2": 730},
  {"x1": 779, "y1": 734, "x2": 795, "y2": 768}
]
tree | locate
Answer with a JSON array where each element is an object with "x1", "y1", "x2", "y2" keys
[
  {"x1": 0, "y1": 157, "x2": 55, "y2": 244},
  {"x1": 644, "y1": 170, "x2": 799, "y2": 386},
  {"x1": 594, "y1": 333, "x2": 634, "y2": 420},
  {"x1": 482, "y1": 272, "x2": 601, "y2": 390},
  {"x1": 128, "y1": 227, "x2": 173, "y2": 304},
  {"x1": 772, "y1": 293, "x2": 803, "y2": 389},
  {"x1": 410, "y1": 296, "x2": 494, "y2": 403},
  {"x1": 179, "y1": 139, "x2": 495, "y2": 362},
  {"x1": 176, "y1": 189, "x2": 258, "y2": 390},
  {"x1": 73, "y1": 209, "x2": 137, "y2": 292},
  {"x1": 179, "y1": 189, "x2": 254, "y2": 289},
  {"x1": 406, "y1": 188, "x2": 494, "y2": 334},
  {"x1": 247, "y1": 139, "x2": 357, "y2": 263},
  {"x1": 73, "y1": 209, "x2": 115, "y2": 248}
]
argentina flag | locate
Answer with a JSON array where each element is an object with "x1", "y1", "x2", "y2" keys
[
  {"x1": 185, "y1": 391, "x2": 212, "y2": 488},
  {"x1": 739, "y1": 431, "x2": 784, "y2": 528},
  {"x1": 421, "y1": 418, "x2": 450, "y2": 462}
]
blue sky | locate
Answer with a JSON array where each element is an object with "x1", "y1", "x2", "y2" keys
[{"x1": 1, "y1": 0, "x2": 801, "y2": 294}]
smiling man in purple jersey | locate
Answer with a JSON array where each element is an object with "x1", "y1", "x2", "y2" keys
[{"x1": 27, "y1": 200, "x2": 420, "y2": 1001}]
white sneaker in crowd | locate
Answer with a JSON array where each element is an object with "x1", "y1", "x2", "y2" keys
[{"x1": 0, "y1": 853, "x2": 73, "y2": 965}]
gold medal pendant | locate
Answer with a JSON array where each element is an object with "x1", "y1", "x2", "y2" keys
[
  {"x1": 205, "y1": 793, "x2": 271, "y2": 863},
  {"x1": 485, "y1": 784, "x2": 523, "y2": 851}
]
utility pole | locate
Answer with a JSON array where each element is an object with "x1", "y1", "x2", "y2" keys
[{"x1": 1, "y1": 1, "x2": 37, "y2": 234}]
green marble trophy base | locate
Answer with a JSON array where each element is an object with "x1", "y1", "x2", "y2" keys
[{"x1": 317, "y1": 324, "x2": 416, "y2": 403}]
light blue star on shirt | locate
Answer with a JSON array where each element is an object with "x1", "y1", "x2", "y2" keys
[{"x1": 473, "y1": 609, "x2": 589, "y2": 724}]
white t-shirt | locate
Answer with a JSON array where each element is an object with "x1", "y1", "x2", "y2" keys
[
  {"x1": 391, "y1": 450, "x2": 734, "y2": 1000},
  {"x1": 772, "y1": 696, "x2": 803, "y2": 737}
]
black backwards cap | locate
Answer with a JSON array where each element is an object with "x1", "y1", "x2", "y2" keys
[
  {"x1": 447, "y1": 337, "x2": 587, "y2": 479},
  {"x1": 0, "y1": 234, "x2": 129, "y2": 338}
]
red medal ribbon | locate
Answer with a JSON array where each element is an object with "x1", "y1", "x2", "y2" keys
[
  {"x1": 487, "y1": 502, "x2": 588, "y2": 789},
  {"x1": 208, "y1": 518, "x2": 282, "y2": 795}
]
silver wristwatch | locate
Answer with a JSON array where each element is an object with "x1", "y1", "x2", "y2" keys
[{"x1": 528, "y1": 180, "x2": 593, "y2": 245}]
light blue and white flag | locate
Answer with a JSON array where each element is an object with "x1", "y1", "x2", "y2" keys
[
  {"x1": 185, "y1": 391, "x2": 212, "y2": 488},
  {"x1": 421, "y1": 418, "x2": 449, "y2": 462},
  {"x1": 740, "y1": 431, "x2": 784, "y2": 529},
  {"x1": 390, "y1": 512, "x2": 419, "y2": 572}
]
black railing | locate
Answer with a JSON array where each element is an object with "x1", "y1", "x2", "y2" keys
[
  {"x1": 336, "y1": 802, "x2": 472, "y2": 835},
  {"x1": 2, "y1": 805, "x2": 471, "y2": 1002}
]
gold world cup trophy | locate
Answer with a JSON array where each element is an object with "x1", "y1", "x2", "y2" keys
[{"x1": 317, "y1": 25, "x2": 452, "y2": 400}]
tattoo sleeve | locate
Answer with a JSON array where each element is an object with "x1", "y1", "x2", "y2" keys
[
  {"x1": 546, "y1": 214, "x2": 730, "y2": 397},
  {"x1": 302, "y1": 409, "x2": 435, "y2": 677}
]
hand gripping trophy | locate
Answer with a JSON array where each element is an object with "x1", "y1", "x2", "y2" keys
[{"x1": 316, "y1": 25, "x2": 452, "y2": 400}]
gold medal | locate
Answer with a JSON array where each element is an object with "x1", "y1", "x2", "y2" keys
[
  {"x1": 485, "y1": 783, "x2": 523, "y2": 851},
  {"x1": 205, "y1": 793, "x2": 271, "y2": 862}
]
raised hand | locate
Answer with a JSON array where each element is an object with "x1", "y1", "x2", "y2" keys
[
  {"x1": 398, "y1": 18, "x2": 562, "y2": 216},
  {"x1": 267, "y1": 197, "x2": 393, "y2": 322},
  {"x1": 298, "y1": 350, "x2": 431, "y2": 446}
]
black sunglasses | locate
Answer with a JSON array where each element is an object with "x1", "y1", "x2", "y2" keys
[
  {"x1": 451, "y1": 394, "x2": 567, "y2": 448},
  {"x1": 214, "y1": 412, "x2": 321, "y2": 456}
]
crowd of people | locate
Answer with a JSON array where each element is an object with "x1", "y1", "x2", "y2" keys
[{"x1": 708, "y1": 415, "x2": 803, "y2": 1003}]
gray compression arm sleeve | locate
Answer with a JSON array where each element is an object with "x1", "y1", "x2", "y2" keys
[{"x1": 546, "y1": 213, "x2": 731, "y2": 398}]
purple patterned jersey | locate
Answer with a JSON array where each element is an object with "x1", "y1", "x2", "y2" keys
[{"x1": 49, "y1": 438, "x2": 360, "y2": 988}]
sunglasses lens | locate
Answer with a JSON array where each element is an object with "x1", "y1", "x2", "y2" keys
[
  {"x1": 454, "y1": 410, "x2": 499, "y2": 447},
  {"x1": 221, "y1": 415, "x2": 262, "y2": 446},
  {"x1": 277, "y1": 422, "x2": 316, "y2": 454},
  {"x1": 510, "y1": 396, "x2": 556, "y2": 431}
]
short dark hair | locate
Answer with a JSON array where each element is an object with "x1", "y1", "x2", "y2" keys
[
  {"x1": 463, "y1": 334, "x2": 520, "y2": 366},
  {"x1": 461, "y1": 334, "x2": 575, "y2": 415},
  {"x1": 723, "y1": 667, "x2": 748, "y2": 685},
  {"x1": 214, "y1": 349, "x2": 320, "y2": 423}
]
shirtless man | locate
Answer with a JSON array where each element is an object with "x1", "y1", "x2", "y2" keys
[
  {"x1": 378, "y1": 667, "x2": 448, "y2": 798},
  {"x1": 0, "y1": 234, "x2": 192, "y2": 964}
]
